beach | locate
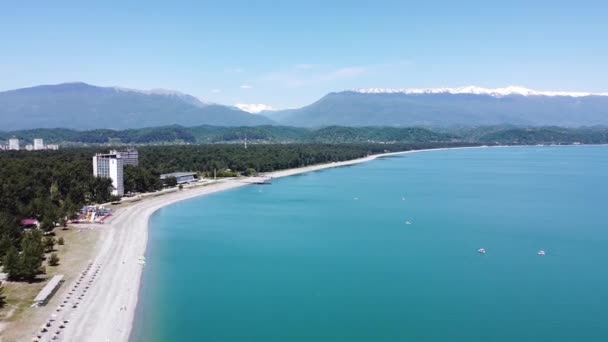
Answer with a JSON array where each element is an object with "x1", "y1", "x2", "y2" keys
[{"x1": 18, "y1": 146, "x2": 483, "y2": 342}]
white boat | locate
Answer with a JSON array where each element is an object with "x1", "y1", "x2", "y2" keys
[
  {"x1": 478, "y1": 248, "x2": 486, "y2": 254},
  {"x1": 405, "y1": 221, "x2": 412, "y2": 225},
  {"x1": 537, "y1": 250, "x2": 546, "y2": 256}
]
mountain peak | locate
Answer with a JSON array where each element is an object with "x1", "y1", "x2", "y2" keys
[
  {"x1": 355, "y1": 86, "x2": 608, "y2": 97},
  {"x1": 0, "y1": 82, "x2": 273, "y2": 130},
  {"x1": 235, "y1": 103, "x2": 277, "y2": 113},
  {"x1": 112, "y1": 86, "x2": 209, "y2": 106}
]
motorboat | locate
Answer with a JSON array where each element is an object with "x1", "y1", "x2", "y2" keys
[{"x1": 478, "y1": 248, "x2": 486, "y2": 254}]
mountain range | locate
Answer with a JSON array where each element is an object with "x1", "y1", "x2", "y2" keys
[
  {"x1": 1, "y1": 83, "x2": 607, "y2": 130},
  {"x1": 0, "y1": 82, "x2": 272, "y2": 130},
  {"x1": 266, "y1": 87, "x2": 608, "y2": 127}
]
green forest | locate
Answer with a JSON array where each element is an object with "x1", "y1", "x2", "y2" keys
[{"x1": 3, "y1": 125, "x2": 608, "y2": 146}]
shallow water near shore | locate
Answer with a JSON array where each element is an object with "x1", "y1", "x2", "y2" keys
[{"x1": 132, "y1": 146, "x2": 608, "y2": 342}]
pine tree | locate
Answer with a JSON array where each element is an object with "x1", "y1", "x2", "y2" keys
[
  {"x1": 50, "y1": 182, "x2": 61, "y2": 203},
  {"x1": 20, "y1": 229, "x2": 45, "y2": 281},
  {"x1": 44, "y1": 236, "x2": 56, "y2": 253},
  {"x1": 0, "y1": 281, "x2": 6, "y2": 308},
  {"x1": 3, "y1": 245, "x2": 20, "y2": 280},
  {"x1": 62, "y1": 197, "x2": 77, "y2": 221},
  {"x1": 40, "y1": 217, "x2": 55, "y2": 232},
  {"x1": 0, "y1": 234, "x2": 12, "y2": 261}
]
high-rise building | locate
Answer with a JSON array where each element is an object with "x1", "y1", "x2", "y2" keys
[
  {"x1": 111, "y1": 148, "x2": 139, "y2": 166},
  {"x1": 34, "y1": 138, "x2": 44, "y2": 150},
  {"x1": 8, "y1": 138, "x2": 20, "y2": 150},
  {"x1": 93, "y1": 152, "x2": 124, "y2": 197}
]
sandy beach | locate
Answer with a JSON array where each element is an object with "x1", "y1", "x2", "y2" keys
[{"x1": 21, "y1": 146, "x2": 483, "y2": 342}]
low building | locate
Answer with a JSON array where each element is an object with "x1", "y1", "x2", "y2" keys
[
  {"x1": 8, "y1": 138, "x2": 19, "y2": 150},
  {"x1": 46, "y1": 144, "x2": 60, "y2": 150},
  {"x1": 160, "y1": 172, "x2": 198, "y2": 184},
  {"x1": 33, "y1": 274, "x2": 64, "y2": 307},
  {"x1": 25, "y1": 144, "x2": 34, "y2": 151},
  {"x1": 34, "y1": 138, "x2": 44, "y2": 150}
]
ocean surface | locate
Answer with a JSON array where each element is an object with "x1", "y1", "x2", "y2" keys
[{"x1": 132, "y1": 146, "x2": 608, "y2": 342}]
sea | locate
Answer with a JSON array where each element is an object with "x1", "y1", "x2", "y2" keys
[{"x1": 131, "y1": 146, "x2": 608, "y2": 342}]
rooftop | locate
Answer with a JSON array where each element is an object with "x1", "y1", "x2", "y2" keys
[
  {"x1": 160, "y1": 172, "x2": 197, "y2": 179},
  {"x1": 33, "y1": 274, "x2": 64, "y2": 304}
]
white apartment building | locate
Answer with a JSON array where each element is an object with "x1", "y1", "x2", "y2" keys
[
  {"x1": 111, "y1": 148, "x2": 139, "y2": 166},
  {"x1": 8, "y1": 138, "x2": 20, "y2": 150},
  {"x1": 34, "y1": 139, "x2": 44, "y2": 150},
  {"x1": 93, "y1": 152, "x2": 124, "y2": 197}
]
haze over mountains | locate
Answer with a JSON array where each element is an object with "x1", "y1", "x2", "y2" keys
[
  {"x1": 267, "y1": 87, "x2": 608, "y2": 127},
  {"x1": 0, "y1": 82, "x2": 272, "y2": 130},
  {"x1": 1, "y1": 83, "x2": 607, "y2": 130}
]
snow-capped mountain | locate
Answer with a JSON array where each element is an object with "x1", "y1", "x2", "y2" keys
[
  {"x1": 356, "y1": 86, "x2": 608, "y2": 98},
  {"x1": 235, "y1": 103, "x2": 277, "y2": 114},
  {"x1": 267, "y1": 87, "x2": 608, "y2": 127}
]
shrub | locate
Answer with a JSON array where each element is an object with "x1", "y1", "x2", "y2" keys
[{"x1": 49, "y1": 253, "x2": 60, "y2": 267}]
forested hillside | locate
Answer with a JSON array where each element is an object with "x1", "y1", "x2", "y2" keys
[{"x1": 4, "y1": 125, "x2": 606, "y2": 146}]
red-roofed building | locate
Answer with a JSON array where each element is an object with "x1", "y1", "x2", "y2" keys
[{"x1": 20, "y1": 218, "x2": 39, "y2": 228}]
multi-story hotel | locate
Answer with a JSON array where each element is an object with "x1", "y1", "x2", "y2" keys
[
  {"x1": 113, "y1": 148, "x2": 139, "y2": 166},
  {"x1": 93, "y1": 151, "x2": 124, "y2": 197}
]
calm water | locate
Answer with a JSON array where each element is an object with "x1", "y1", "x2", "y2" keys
[{"x1": 132, "y1": 146, "x2": 608, "y2": 342}]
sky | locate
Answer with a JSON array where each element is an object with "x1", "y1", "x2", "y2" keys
[{"x1": 1, "y1": 0, "x2": 607, "y2": 109}]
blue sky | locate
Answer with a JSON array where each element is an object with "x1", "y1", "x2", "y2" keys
[{"x1": 1, "y1": 1, "x2": 607, "y2": 109}]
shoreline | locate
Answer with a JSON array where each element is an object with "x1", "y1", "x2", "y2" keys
[
  {"x1": 65, "y1": 145, "x2": 486, "y2": 342},
  {"x1": 23, "y1": 143, "x2": 584, "y2": 341}
]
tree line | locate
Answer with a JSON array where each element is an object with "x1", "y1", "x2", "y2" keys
[{"x1": 6, "y1": 125, "x2": 607, "y2": 146}]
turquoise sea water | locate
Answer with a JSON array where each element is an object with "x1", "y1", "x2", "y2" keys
[{"x1": 132, "y1": 146, "x2": 608, "y2": 342}]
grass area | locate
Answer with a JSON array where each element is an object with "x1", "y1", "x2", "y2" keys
[{"x1": 0, "y1": 225, "x2": 100, "y2": 341}]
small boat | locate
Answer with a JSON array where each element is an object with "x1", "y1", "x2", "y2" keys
[
  {"x1": 478, "y1": 248, "x2": 486, "y2": 254},
  {"x1": 404, "y1": 221, "x2": 412, "y2": 225},
  {"x1": 537, "y1": 250, "x2": 546, "y2": 256}
]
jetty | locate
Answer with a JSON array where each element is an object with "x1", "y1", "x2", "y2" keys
[{"x1": 240, "y1": 176, "x2": 272, "y2": 185}]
